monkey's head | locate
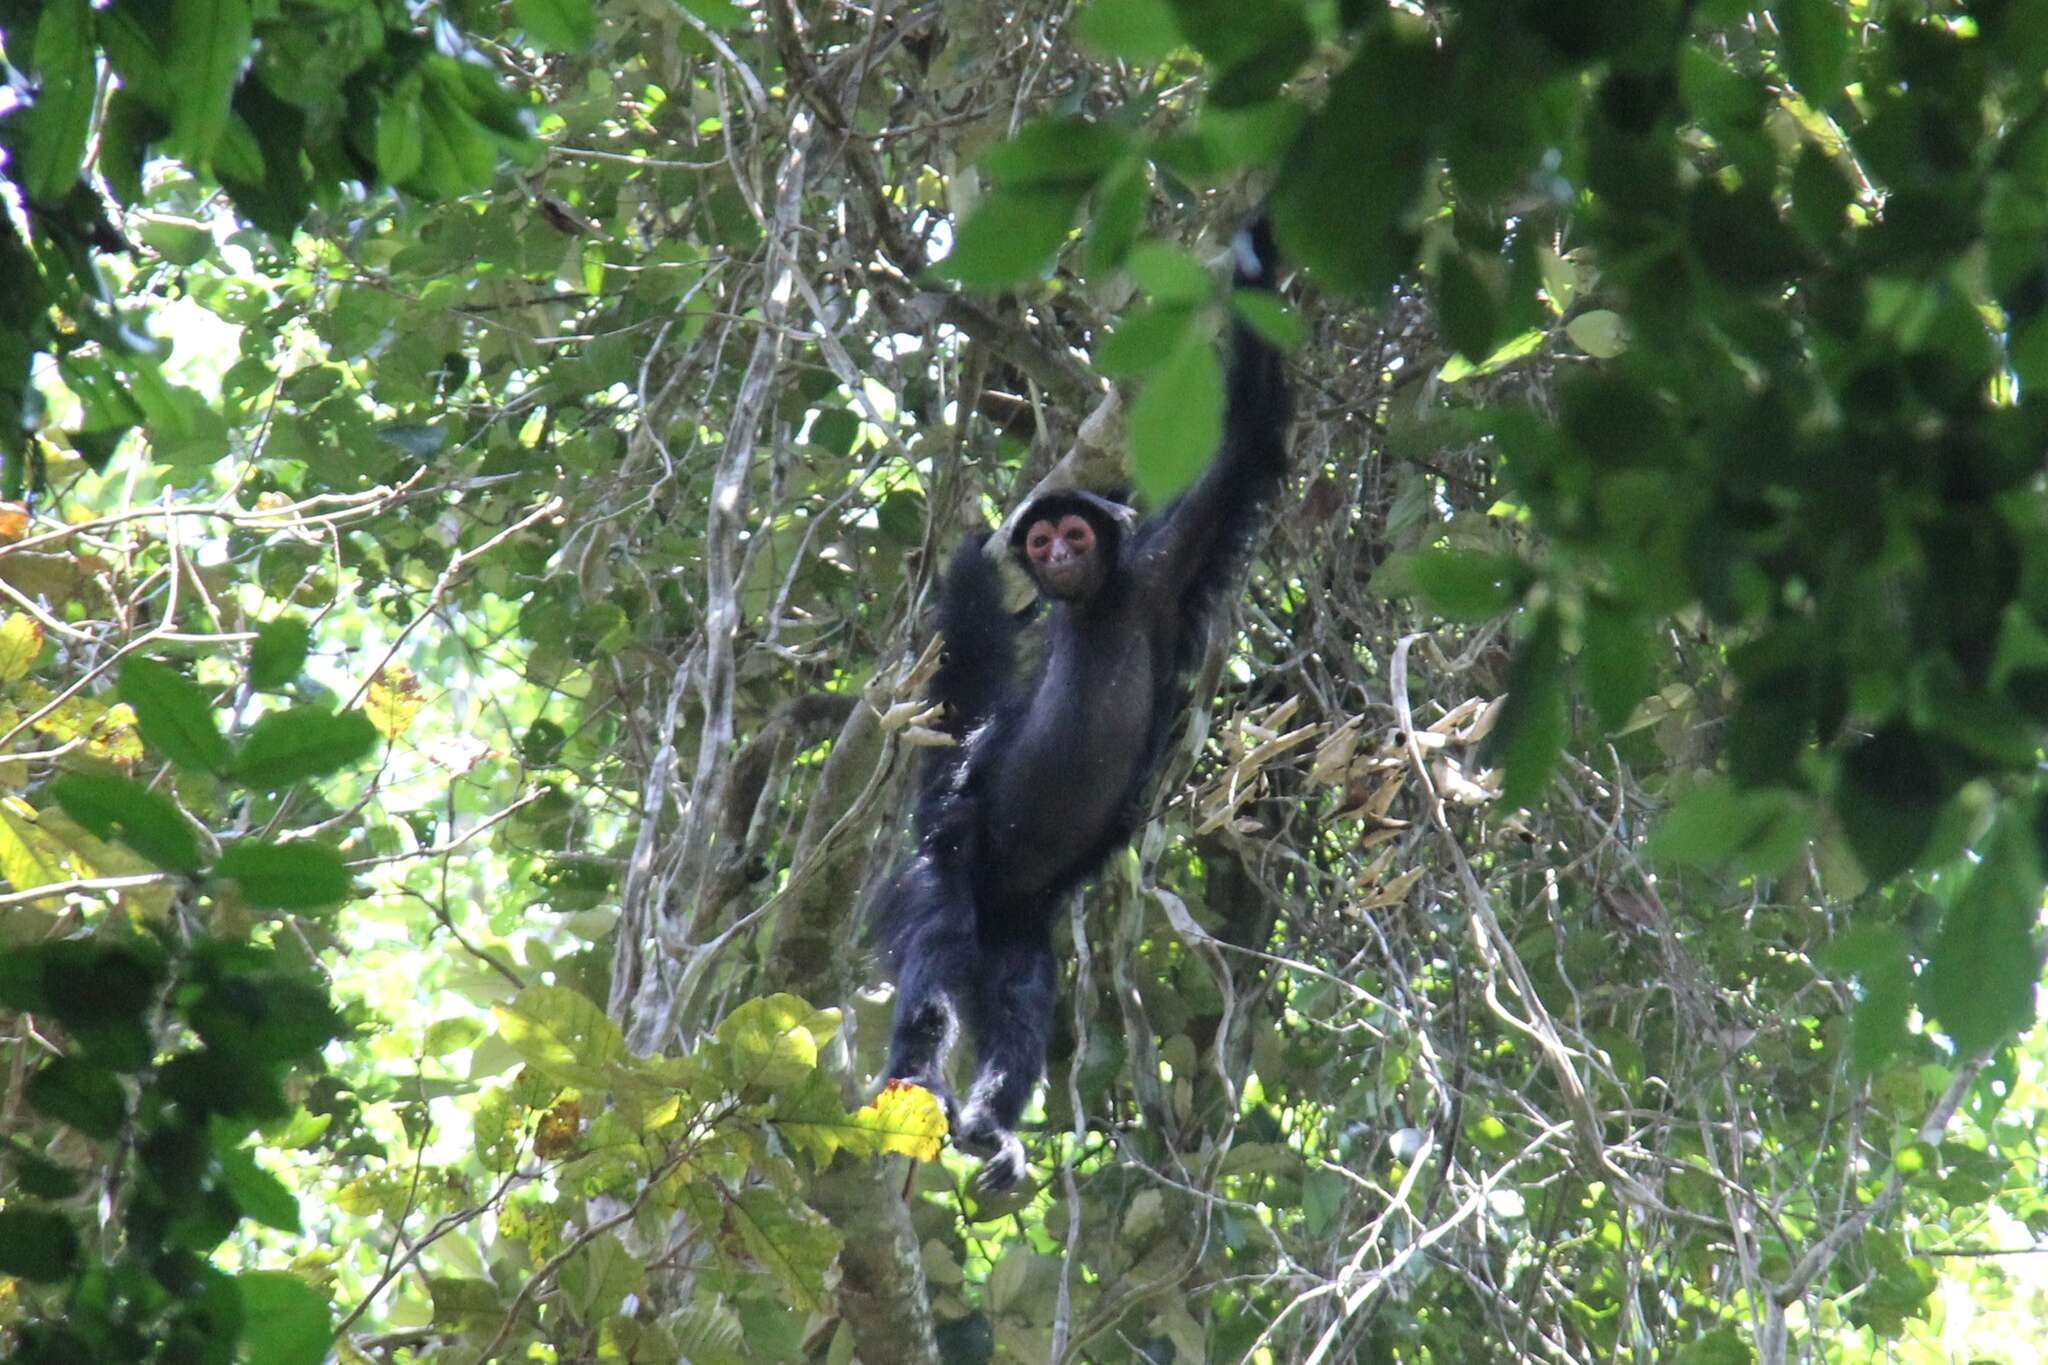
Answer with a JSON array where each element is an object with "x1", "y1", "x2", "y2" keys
[{"x1": 1008, "y1": 490, "x2": 1131, "y2": 602}]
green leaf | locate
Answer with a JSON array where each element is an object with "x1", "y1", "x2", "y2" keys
[
  {"x1": 773, "y1": 1073, "x2": 947, "y2": 1163},
  {"x1": 937, "y1": 187, "x2": 1079, "y2": 288},
  {"x1": 1126, "y1": 242, "x2": 1212, "y2": 304},
  {"x1": 119, "y1": 657, "x2": 229, "y2": 774},
  {"x1": 1403, "y1": 549, "x2": 1525, "y2": 621},
  {"x1": 1075, "y1": 0, "x2": 1182, "y2": 63},
  {"x1": 978, "y1": 117, "x2": 1130, "y2": 190},
  {"x1": 168, "y1": 0, "x2": 253, "y2": 166},
  {"x1": 1823, "y1": 925, "x2": 1912, "y2": 1078},
  {"x1": 214, "y1": 842, "x2": 352, "y2": 909},
  {"x1": 1128, "y1": 332, "x2": 1224, "y2": 502},
  {"x1": 1920, "y1": 815, "x2": 2042, "y2": 1058},
  {"x1": 1485, "y1": 610, "x2": 1567, "y2": 810},
  {"x1": 1581, "y1": 599, "x2": 1657, "y2": 731},
  {"x1": 0, "y1": 1209, "x2": 80, "y2": 1283},
  {"x1": 1269, "y1": 24, "x2": 1438, "y2": 298},
  {"x1": 680, "y1": 0, "x2": 745, "y2": 27},
  {"x1": 376, "y1": 423, "x2": 448, "y2": 459},
  {"x1": 1836, "y1": 727, "x2": 1949, "y2": 883},
  {"x1": 495, "y1": 984, "x2": 629, "y2": 1085},
  {"x1": 236, "y1": 1271, "x2": 331, "y2": 1365},
  {"x1": 1564, "y1": 310, "x2": 1628, "y2": 358},
  {"x1": 1789, "y1": 145, "x2": 1853, "y2": 245},
  {"x1": 13, "y1": 1153, "x2": 81, "y2": 1201},
  {"x1": 249, "y1": 617, "x2": 311, "y2": 690},
  {"x1": 1230, "y1": 289, "x2": 1306, "y2": 350},
  {"x1": 809, "y1": 408, "x2": 861, "y2": 456},
  {"x1": 26, "y1": 1057, "x2": 126, "y2": 1139},
  {"x1": 716, "y1": 994, "x2": 835, "y2": 1090},
  {"x1": 515, "y1": 0, "x2": 595, "y2": 51},
  {"x1": 1647, "y1": 777, "x2": 1813, "y2": 878},
  {"x1": 136, "y1": 215, "x2": 215, "y2": 267},
  {"x1": 1774, "y1": 0, "x2": 1849, "y2": 105},
  {"x1": 1095, "y1": 306, "x2": 1196, "y2": 378},
  {"x1": 415, "y1": 64, "x2": 504, "y2": 196},
  {"x1": 375, "y1": 79, "x2": 425, "y2": 185},
  {"x1": 876, "y1": 490, "x2": 927, "y2": 544},
  {"x1": 561, "y1": 1234, "x2": 644, "y2": 1328},
  {"x1": 49, "y1": 773, "x2": 203, "y2": 875},
  {"x1": 219, "y1": 1146, "x2": 301, "y2": 1232},
  {"x1": 24, "y1": 0, "x2": 95, "y2": 205},
  {"x1": 725, "y1": 1188, "x2": 841, "y2": 1315},
  {"x1": 1436, "y1": 251, "x2": 1500, "y2": 363},
  {"x1": 1085, "y1": 163, "x2": 1150, "y2": 274},
  {"x1": 230, "y1": 708, "x2": 379, "y2": 789},
  {"x1": 1172, "y1": 0, "x2": 1314, "y2": 108},
  {"x1": 1673, "y1": 1327, "x2": 1754, "y2": 1365}
]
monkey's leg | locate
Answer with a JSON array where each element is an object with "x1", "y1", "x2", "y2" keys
[
  {"x1": 884, "y1": 859, "x2": 977, "y2": 1122},
  {"x1": 957, "y1": 935, "x2": 1058, "y2": 1193}
]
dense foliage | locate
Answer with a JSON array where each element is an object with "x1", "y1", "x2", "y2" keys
[{"x1": 3, "y1": 0, "x2": 2047, "y2": 1362}]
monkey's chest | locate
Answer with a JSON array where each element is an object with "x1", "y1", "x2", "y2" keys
[{"x1": 980, "y1": 640, "x2": 1161, "y2": 895}]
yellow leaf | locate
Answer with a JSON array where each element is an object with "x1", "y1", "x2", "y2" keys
[
  {"x1": 366, "y1": 664, "x2": 425, "y2": 739},
  {"x1": 857, "y1": 1080, "x2": 947, "y2": 1161},
  {"x1": 0, "y1": 800, "x2": 76, "y2": 904},
  {"x1": 0, "y1": 614, "x2": 41, "y2": 681}
]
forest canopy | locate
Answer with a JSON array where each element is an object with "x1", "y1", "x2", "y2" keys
[{"x1": 2, "y1": 0, "x2": 2048, "y2": 1362}]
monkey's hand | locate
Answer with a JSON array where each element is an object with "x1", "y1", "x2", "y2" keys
[{"x1": 1231, "y1": 210, "x2": 1280, "y2": 290}]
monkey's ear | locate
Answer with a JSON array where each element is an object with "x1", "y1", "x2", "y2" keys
[{"x1": 1232, "y1": 211, "x2": 1279, "y2": 289}]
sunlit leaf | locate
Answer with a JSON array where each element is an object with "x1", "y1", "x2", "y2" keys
[
  {"x1": 219, "y1": 1146, "x2": 301, "y2": 1232},
  {"x1": 23, "y1": 0, "x2": 94, "y2": 204},
  {"x1": 366, "y1": 666, "x2": 425, "y2": 739},
  {"x1": 1564, "y1": 310, "x2": 1627, "y2": 358},
  {"x1": 495, "y1": 984, "x2": 628, "y2": 1085},
  {"x1": 0, "y1": 614, "x2": 43, "y2": 682},
  {"x1": 168, "y1": 0, "x2": 253, "y2": 166},
  {"x1": 715, "y1": 994, "x2": 836, "y2": 1091}
]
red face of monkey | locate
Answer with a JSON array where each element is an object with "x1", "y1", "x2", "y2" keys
[{"x1": 1023, "y1": 513, "x2": 1102, "y2": 600}]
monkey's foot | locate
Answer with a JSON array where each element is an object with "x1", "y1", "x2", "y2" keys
[
  {"x1": 954, "y1": 1107, "x2": 1029, "y2": 1193},
  {"x1": 972, "y1": 1133, "x2": 1028, "y2": 1193}
]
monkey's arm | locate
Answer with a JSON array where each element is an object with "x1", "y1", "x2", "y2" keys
[
  {"x1": 1136, "y1": 219, "x2": 1292, "y2": 620},
  {"x1": 927, "y1": 530, "x2": 1022, "y2": 743}
]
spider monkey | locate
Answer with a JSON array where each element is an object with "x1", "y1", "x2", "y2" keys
[{"x1": 876, "y1": 218, "x2": 1292, "y2": 1192}]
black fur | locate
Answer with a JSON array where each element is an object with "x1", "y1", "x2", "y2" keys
[{"x1": 877, "y1": 220, "x2": 1291, "y2": 1192}]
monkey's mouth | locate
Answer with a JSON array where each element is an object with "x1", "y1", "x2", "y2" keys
[{"x1": 1038, "y1": 560, "x2": 1090, "y2": 598}]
